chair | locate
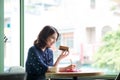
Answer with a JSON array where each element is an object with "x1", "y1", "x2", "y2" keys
[
  {"x1": 0, "y1": 66, "x2": 26, "y2": 80},
  {"x1": 0, "y1": 73, "x2": 25, "y2": 80},
  {"x1": 8, "y1": 66, "x2": 25, "y2": 73},
  {"x1": 115, "y1": 73, "x2": 120, "y2": 80}
]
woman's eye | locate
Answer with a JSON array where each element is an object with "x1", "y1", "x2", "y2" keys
[{"x1": 51, "y1": 36, "x2": 55, "y2": 39}]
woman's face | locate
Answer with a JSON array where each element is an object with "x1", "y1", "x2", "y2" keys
[{"x1": 46, "y1": 33, "x2": 58, "y2": 48}]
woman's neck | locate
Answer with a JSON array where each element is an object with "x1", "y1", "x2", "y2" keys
[{"x1": 41, "y1": 47, "x2": 46, "y2": 52}]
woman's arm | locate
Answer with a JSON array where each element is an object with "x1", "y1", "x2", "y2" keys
[
  {"x1": 48, "y1": 50, "x2": 76, "y2": 72},
  {"x1": 54, "y1": 50, "x2": 69, "y2": 67}
]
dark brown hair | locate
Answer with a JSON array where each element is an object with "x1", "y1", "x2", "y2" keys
[{"x1": 34, "y1": 25, "x2": 59, "y2": 49}]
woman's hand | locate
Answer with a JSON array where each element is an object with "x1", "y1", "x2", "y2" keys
[
  {"x1": 58, "y1": 50, "x2": 69, "y2": 60},
  {"x1": 54, "y1": 50, "x2": 69, "y2": 67},
  {"x1": 59, "y1": 64, "x2": 76, "y2": 72},
  {"x1": 65, "y1": 64, "x2": 76, "y2": 71}
]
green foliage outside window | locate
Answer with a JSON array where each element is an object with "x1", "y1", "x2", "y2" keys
[{"x1": 93, "y1": 27, "x2": 120, "y2": 72}]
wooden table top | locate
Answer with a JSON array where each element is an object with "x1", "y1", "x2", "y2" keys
[{"x1": 46, "y1": 71, "x2": 104, "y2": 78}]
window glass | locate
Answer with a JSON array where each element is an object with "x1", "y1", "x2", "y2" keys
[
  {"x1": 60, "y1": 32, "x2": 73, "y2": 48},
  {"x1": 4, "y1": 0, "x2": 20, "y2": 71},
  {"x1": 24, "y1": 0, "x2": 120, "y2": 74}
]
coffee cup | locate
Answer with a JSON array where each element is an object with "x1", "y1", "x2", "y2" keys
[{"x1": 49, "y1": 66, "x2": 59, "y2": 73}]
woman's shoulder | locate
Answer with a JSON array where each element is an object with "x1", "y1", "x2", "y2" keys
[
  {"x1": 29, "y1": 46, "x2": 34, "y2": 50},
  {"x1": 28, "y1": 46, "x2": 37, "y2": 51},
  {"x1": 28, "y1": 46, "x2": 40, "y2": 55},
  {"x1": 46, "y1": 48, "x2": 53, "y2": 54}
]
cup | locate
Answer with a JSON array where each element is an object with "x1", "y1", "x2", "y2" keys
[{"x1": 49, "y1": 66, "x2": 59, "y2": 73}]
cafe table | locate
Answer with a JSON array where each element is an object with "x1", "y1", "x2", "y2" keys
[{"x1": 46, "y1": 71, "x2": 104, "y2": 80}]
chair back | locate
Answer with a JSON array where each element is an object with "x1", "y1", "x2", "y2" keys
[
  {"x1": 0, "y1": 73, "x2": 25, "y2": 80},
  {"x1": 0, "y1": 66, "x2": 26, "y2": 80},
  {"x1": 115, "y1": 73, "x2": 120, "y2": 80}
]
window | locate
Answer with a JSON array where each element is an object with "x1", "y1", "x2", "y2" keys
[
  {"x1": 86, "y1": 27, "x2": 96, "y2": 44},
  {"x1": 61, "y1": 32, "x2": 73, "y2": 48},
  {"x1": 90, "y1": 0, "x2": 96, "y2": 9},
  {"x1": 102, "y1": 26, "x2": 112, "y2": 37},
  {"x1": 4, "y1": 0, "x2": 20, "y2": 70},
  {"x1": 24, "y1": 0, "x2": 120, "y2": 73}
]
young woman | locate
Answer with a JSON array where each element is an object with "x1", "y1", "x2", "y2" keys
[{"x1": 25, "y1": 25, "x2": 76, "y2": 80}]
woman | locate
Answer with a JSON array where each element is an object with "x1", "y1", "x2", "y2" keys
[{"x1": 25, "y1": 25, "x2": 76, "y2": 80}]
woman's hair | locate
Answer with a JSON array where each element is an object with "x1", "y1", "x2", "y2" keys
[{"x1": 34, "y1": 25, "x2": 59, "y2": 49}]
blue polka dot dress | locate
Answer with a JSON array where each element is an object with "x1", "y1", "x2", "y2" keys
[{"x1": 25, "y1": 46, "x2": 53, "y2": 80}]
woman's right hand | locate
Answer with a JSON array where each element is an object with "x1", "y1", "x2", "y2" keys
[
  {"x1": 65, "y1": 64, "x2": 76, "y2": 71},
  {"x1": 59, "y1": 64, "x2": 76, "y2": 72}
]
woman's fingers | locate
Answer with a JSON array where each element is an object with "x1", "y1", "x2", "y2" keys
[
  {"x1": 65, "y1": 64, "x2": 76, "y2": 71},
  {"x1": 62, "y1": 50, "x2": 69, "y2": 56},
  {"x1": 58, "y1": 51, "x2": 69, "y2": 60},
  {"x1": 71, "y1": 64, "x2": 76, "y2": 69}
]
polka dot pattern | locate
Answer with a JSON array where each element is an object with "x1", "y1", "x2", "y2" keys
[{"x1": 25, "y1": 46, "x2": 54, "y2": 79}]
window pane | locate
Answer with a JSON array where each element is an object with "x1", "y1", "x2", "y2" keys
[
  {"x1": 24, "y1": 0, "x2": 120, "y2": 73},
  {"x1": 4, "y1": 0, "x2": 20, "y2": 71}
]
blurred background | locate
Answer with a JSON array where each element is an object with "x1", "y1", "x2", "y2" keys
[{"x1": 3, "y1": 0, "x2": 120, "y2": 75}]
